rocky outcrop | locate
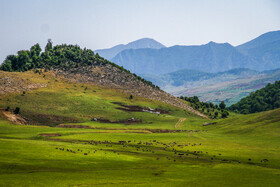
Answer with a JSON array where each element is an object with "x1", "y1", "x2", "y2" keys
[{"x1": 0, "y1": 72, "x2": 47, "y2": 96}]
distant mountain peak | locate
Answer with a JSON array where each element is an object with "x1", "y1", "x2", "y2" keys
[
  {"x1": 206, "y1": 41, "x2": 232, "y2": 47},
  {"x1": 95, "y1": 38, "x2": 165, "y2": 60}
]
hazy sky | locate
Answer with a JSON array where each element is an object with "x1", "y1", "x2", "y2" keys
[{"x1": 0, "y1": 0, "x2": 280, "y2": 62}]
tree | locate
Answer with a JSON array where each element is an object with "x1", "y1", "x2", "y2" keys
[
  {"x1": 214, "y1": 111, "x2": 218, "y2": 118},
  {"x1": 221, "y1": 110, "x2": 229, "y2": 118},
  {"x1": 30, "y1": 43, "x2": 42, "y2": 57},
  {"x1": 17, "y1": 50, "x2": 32, "y2": 71},
  {"x1": 0, "y1": 57, "x2": 12, "y2": 71},
  {"x1": 219, "y1": 101, "x2": 226, "y2": 110},
  {"x1": 14, "y1": 107, "x2": 20, "y2": 114},
  {"x1": 30, "y1": 43, "x2": 42, "y2": 68},
  {"x1": 45, "y1": 39, "x2": 53, "y2": 51}
]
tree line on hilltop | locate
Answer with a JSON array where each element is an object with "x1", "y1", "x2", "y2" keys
[{"x1": 0, "y1": 40, "x2": 159, "y2": 89}]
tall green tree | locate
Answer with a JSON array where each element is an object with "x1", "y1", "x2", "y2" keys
[{"x1": 219, "y1": 101, "x2": 226, "y2": 110}]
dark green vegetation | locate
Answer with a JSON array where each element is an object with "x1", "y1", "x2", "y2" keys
[
  {"x1": 0, "y1": 71, "x2": 279, "y2": 186},
  {"x1": 229, "y1": 81, "x2": 280, "y2": 114},
  {"x1": 179, "y1": 96, "x2": 229, "y2": 119},
  {"x1": 0, "y1": 40, "x2": 159, "y2": 89}
]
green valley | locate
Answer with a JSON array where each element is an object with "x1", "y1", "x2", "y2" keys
[{"x1": 0, "y1": 68, "x2": 279, "y2": 186}]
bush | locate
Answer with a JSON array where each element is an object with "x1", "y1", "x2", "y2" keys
[
  {"x1": 14, "y1": 107, "x2": 20, "y2": 114},
  {"x1": 221, "y1": 110, "x2": 229, "y2": 118}
]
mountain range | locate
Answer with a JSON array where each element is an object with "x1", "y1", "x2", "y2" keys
[
  {"x1": 96, "y1": 30, "x2": 280, "y2": 74},
  {"x1": 169, "y1": 68, "x2": 280, "y2": 106}
]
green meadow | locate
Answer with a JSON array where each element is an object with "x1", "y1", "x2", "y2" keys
[{"x1": 0, "y1": 71, "x2": 280, "y2": 186}]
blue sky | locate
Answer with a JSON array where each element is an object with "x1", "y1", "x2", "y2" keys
[{"x1": 0, "y1": 0, "x2": 280, "y2": 62}]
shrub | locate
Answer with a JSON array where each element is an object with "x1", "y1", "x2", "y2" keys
[{"x1": 14, "y1": 107, "x2": 20, "y2": 114}]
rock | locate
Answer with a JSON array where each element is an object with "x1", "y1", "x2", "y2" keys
[{"x1": 203, "y1": 122, "x2": 217, "y2": 126}]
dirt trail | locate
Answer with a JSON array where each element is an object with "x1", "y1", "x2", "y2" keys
[{"x1": 174, "y1": 118, "x2": 186, "y2": 129}]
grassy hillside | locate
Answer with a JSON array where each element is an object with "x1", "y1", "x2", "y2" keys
[
  {"x1": 0, "y1": 70, "x2": 280, "y2": 186},
  {"x1": 228, "y1": 80, "x2": 280, "y2": 113},
  {"x1": 0, "y1": 70, "x2": 197, "y2": 127}
]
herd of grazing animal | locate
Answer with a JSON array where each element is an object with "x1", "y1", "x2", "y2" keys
[{"x1": 54, "y1": 139, "x2": 269, "y2": 165}]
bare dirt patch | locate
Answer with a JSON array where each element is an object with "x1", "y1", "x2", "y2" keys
[
  {"x1": 24, "y1": 113, "x2": 79, "y2": 126},
  {"x1": 57, "y1": 124, "x2": 91, "y2": 129},
  {"x1": 91, "y1": 117, "x2": 142, "y2": 125},
  {"x1": 112, "y1": 102, "x2": 169, "y2": 114},
  {"x1": 39, "y1": 133, "x2": 61, "y2": 137},
  {"x1": 2, "y1": 110, "x2": 28, "y2": 125}
]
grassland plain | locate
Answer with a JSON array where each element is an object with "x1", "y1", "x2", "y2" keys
[{"x1": 0, "y1": 71, "x2": 279, "y2": 186}]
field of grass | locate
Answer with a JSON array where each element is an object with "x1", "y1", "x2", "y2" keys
[{"x1": 0, "y1": 71, "x2": 279, "y2": 186}]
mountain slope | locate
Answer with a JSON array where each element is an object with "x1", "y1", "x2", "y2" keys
[
  {"x1": 237, "y1": 30, "x2": 280, "y2": 52},
  {"x1": 142, "y1": 68, "x2": 260, "y2": 88},
  {"x1": 112, "y1": 42, "x2": 255, "y2": 74},
  {"x1": 228, "y1": 80, "x2": 280, "y2": 114},
  {"x1": 95, "y1": 38, "x2": 165, "y2": 60},
  {"x1": 0, "y1": 42, "x2": 207, "y2": 119},
  {"x1": 237, "y1": 31, "x2": 280, "y2": 70},
  {"x1": 171, "y1": 69, "x2": 280, "y2": 106}
]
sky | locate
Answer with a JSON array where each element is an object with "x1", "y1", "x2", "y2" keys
[{"x1": 0, "y1": 0, "x2": 280, "y2": 63}]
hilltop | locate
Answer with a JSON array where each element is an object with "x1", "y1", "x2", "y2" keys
[{"x1": 0, "y1": 40, "x2": 207, "y2": 119}]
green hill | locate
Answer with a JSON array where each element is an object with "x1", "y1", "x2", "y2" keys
[
  {"x1": 0, "y1": 42, "x2": 279, "y2": 186},
  {"x1": 228, "y1": 80, "x2": 280, "y2": 113}
]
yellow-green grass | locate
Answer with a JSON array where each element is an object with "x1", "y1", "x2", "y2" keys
[
  {"x1": 0, "y1": 71, "x2": 199, "y2": 127},
  {"x1": 0, "y1": 71, "x2": 280, "y2": 186},
  {"x1": 0, "y1": 108, "x2": 280, "y2": 186}
]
